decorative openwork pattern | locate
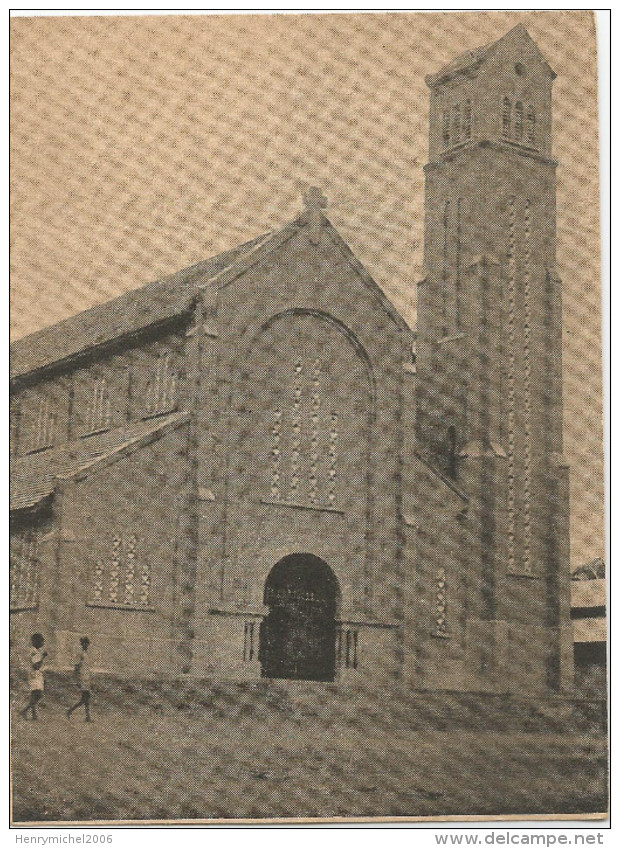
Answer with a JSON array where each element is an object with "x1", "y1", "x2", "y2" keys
[
  {"x1": 328, "y1": 413, "x2": 338, "y2": 504},
  {"x1": 309, "y1": 360, "x2": 321, "y2": 504},
  {"x1": 270, "y1": 409, "x2": 282, "y2": 499},
  {"x1": 434, "y1": 567, "x2": 448, "y2": 636},
  {"x1": 522, "y1": 200, "x2": 533, "y2": 574},
  {"x1": 290, "y1": 360, "x2": 302, "y2": 499},
  {"x1": 124, "y1": 534, "x2": 137, "y2": 604},
  {"x1": 93, "y1": 560, "x2": 104, "y2": 603},
  {"x1": 92, "y1": 534, "x2": 151, "y2": 608},
  {"x1": 507, "y1": 197, "x2": 517, "y2": 573},
  {"x1": 268, "y1": 358, "x2": 342, "y2": 507},
  {"x1": 140, "y1": 559, "x2": 151, "y2": 607},
  {"x1": 109, "y1": 535, "x2": 121, "y2": 602},
  {"x1": 9, "y1": 531, "x2": 39, "y2": 611}
]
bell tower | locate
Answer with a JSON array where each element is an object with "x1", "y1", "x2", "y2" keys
[{"x1": 415, "y1": 25, "x2": 573, "y2": 692}]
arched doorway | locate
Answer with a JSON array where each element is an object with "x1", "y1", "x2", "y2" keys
[{"x1": 259, "y1": 554, "x2": 339, "y2": 682}]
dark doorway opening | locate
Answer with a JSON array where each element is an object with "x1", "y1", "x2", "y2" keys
[{"x1": 259, "y1": 554, "x2": 339, "y2": 682}]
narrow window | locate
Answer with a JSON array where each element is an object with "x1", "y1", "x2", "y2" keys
[
  {"x1": 87, "y1": 377, "x2": 111, "y2": 434},
  {"x1": 442, "y1": 110, "x2": 451, "y2": 149},
  {"x1": 502, "y1": 97, "x2": 511, "y2": 139},
  {"x1": 463, "y1": 99, "x2": 472, "y2": 141},
  {"x1": 526, "y1": 105, "x2": 535, "y2": 146},
  {"x1": 243, "y1": 622, "x2": 255, "y2": 662},
  {"x1": 452, "y1": 105, "x2": 461, "y2": 145},
  {"x1": 343, "y1": 629, "x2": 359, "y2": 668},
  {"x1": 514, "y1": 101, "x2": 524, "y2": 142}
]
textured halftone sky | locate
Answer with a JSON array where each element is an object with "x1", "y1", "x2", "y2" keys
[{"x1": 10, "y1": 11, "x2": 603, "y2": 570}]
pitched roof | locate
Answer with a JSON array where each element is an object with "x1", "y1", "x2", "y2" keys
[
  {"x1": 10, "y1": 411, "x2": 188, "y2": 513},
  {"x1": 425, "y1": 24, "x2": 555, "y2": 88},
  {"x1": 10, "y1": 233, "x2": 271, "y2": 381},
  {"x1": 10, "y1": 207, "x2": 412, "y2": 382}
]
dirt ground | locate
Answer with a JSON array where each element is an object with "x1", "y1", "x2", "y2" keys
[{"x1": 10, "y1": 677, "x2": 608, "y2": 823}]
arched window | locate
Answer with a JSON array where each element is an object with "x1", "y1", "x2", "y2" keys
[
  {"x1": 514, "y1": 101, "x2": 524, "y2": 142},
  {"x1": 526, "y1": 105, "x2": 535, "y2": 146},
  {"x1": 502, "y1": 97, "x2": 511, "y2": 139},
  {"x1": 452, "y1": 105, "x2": 461, "y2": 145},
  {"x1": 463, "y1": 100, "x2": 472, "y2": 141},
  {"x1": 442, "y1": 111, "x2": 451, "y2": 149},
  {"x1": 447, "y1": 425, "x2": 457, "y2": 479}
]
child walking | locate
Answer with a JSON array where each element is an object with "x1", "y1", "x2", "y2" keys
[
  {"x1": 67, "y1": 636, "x2": 92, "y2": 722},
  {"x1": 21, "y1": 633, "x2": 47, "y2": 721}
]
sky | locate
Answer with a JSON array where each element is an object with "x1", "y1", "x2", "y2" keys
[{"x1": 10, "y1": 10, "x2": 604, "y2": 570}]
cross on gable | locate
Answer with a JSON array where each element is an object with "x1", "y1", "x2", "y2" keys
[{"x1": 302, "y1": 186, "x2": 328, "y2": 212}]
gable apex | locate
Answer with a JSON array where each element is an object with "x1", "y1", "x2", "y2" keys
[{"x1": 425, "y1": 23, "x2": 555, "y2": 88}]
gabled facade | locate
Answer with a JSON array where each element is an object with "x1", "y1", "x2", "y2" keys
[{"x1": 10, "y1": 26, "x2": 573, "y2": 693}]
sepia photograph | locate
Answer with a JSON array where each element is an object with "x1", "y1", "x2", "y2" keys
[{"x1": 9, "y1": 10, "x2": 607, "y2": 824}]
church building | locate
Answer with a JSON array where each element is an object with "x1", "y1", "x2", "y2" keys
[{"x1": 10, "y1": 26, "x2": 574, "y2": 693}]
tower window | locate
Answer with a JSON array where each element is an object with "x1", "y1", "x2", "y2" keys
[
  {"x1": 463, "y1": 100, "x2": 472, "y2": 141},
  {"x1": 452, "y1": 105, "x2": 461, "y2": 145},
  {"x1": 442, "y1": 111, "x2": 451, "y2": 148},
  {"x1": 502, "y1": 97, "x2": 511, "y2": 139},
  {"x1": 526, "y1": 105, "x2": 535, "y2": 146},
  {"x1": 514, "y1": 102, "x2": 524, "y2": 142}
]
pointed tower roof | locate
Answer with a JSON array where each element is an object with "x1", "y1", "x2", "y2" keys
[{"x1": 425, "y1": 24, "x2": 556, "y2": 88}]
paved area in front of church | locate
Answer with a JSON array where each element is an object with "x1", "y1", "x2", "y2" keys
[{"x1": 11, "y1": 679, "x2": 607, "y2": 822}]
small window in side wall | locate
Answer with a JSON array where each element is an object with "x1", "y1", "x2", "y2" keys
[
  {"x1": 144, "y1": 353, "x2": 178, "y2": 418},
  {"x1": 502, "y1": 97, "x2": 511, "y2": 139}
]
